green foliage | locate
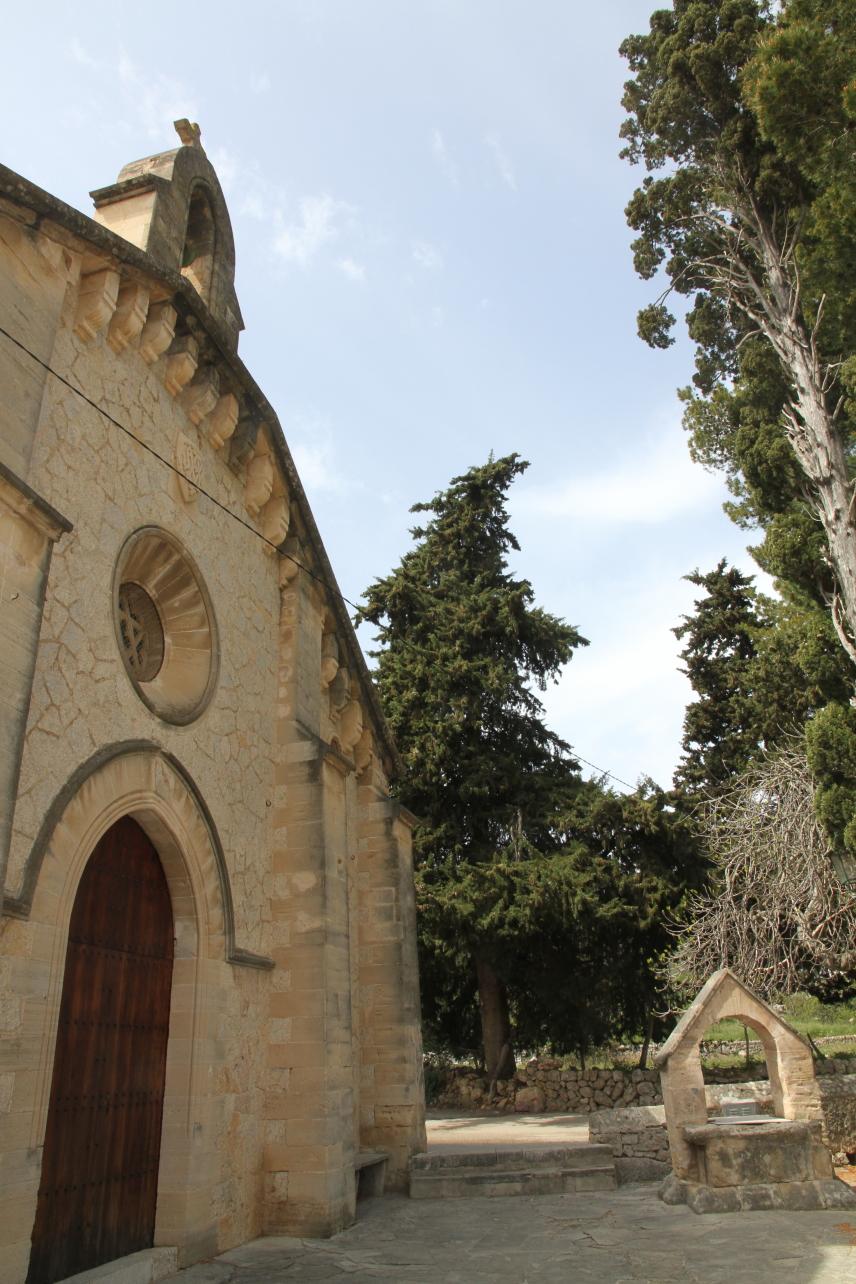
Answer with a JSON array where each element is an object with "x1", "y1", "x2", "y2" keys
[
  {"x1": 806, "y1": 702, "x2": 856, "y2": 866},
  {"x1": 360, "y1": 456, "x2": 701, "y2": 1063},
  {"x1": 360, "y1": 454, "x2": 584, "y2": 872},
  {"x1": 708, "y1": 993, "x2": 856, "y2": 1035},
  {"x1": 360, "y1": 454, "x2": 587, "y2": 1065},
  {"x1": 672, "y1": 560, "x2": 851, "y2": 795},
  {"x1": 621, "y1": 0, "x2": 856, "y2": 606},
  {"x1": 673, "y1": 561, "x2": 769, "y2": 793},
  {"x1": 622, "y1": 1, "x2": 856, "y2": 875},
  {"x1": 412, "y1": 780, "x2": 702, "y2": 1062}
]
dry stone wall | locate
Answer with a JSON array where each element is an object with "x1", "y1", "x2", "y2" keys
[{"x1": 431, "y1": 1055, "x2": 856, "y2": 1116}]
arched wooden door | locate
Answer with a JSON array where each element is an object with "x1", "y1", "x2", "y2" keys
[{"x1": 28, "y1": 817, "x2": 175, "y2": 1284}]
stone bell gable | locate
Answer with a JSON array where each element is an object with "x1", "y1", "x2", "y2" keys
[
  {"x1": 91, "y1": 120, "x2": 243, "y2": 348},
  {"x1": 0, "y1": 125, "x2": 425, "y2": 1284}
]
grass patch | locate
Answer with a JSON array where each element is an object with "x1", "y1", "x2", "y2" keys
[{"x1": 704, "y1": 996, "x2": 856, "y2": 1044}]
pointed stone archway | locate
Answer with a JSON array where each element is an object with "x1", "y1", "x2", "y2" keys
[
  {"x1": 27, "y1": 817, "x2": 175, "y2": 1283},
  {"x1": 6, "y1": 746, "x2": 246, "y2": 1281}
]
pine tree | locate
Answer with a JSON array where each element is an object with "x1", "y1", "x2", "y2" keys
[{"x1": 359, "y1": 454, "x2": 586, "y2": 1076}]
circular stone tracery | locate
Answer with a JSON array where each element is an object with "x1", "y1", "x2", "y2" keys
[
  {"x1": 118, "y1": 582, "x2": 165, "y2": 681},
  {"x1": 113, "y1": 528, "x2": 218, "y2": 725}
]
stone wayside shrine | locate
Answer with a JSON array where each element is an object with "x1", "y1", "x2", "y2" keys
[
  {"x1": 0, "y1": 123, "x2": 425, "y2": 1284},
  {"x1": 656, "y1": 968, "x2": 856, "y2": 1214}
]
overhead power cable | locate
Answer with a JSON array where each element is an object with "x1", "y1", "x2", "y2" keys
[{"x1": 0, "y1": 321, "x2": 640, "y2": 795}]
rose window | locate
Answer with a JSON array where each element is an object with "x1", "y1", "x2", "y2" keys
[{"x1": 117, "y1": 582, "x2": 165, "y2": 682}]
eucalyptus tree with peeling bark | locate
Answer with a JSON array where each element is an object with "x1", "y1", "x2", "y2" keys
[{"x1": 621, "y1": 0, "x2": 856, "y2": 662}]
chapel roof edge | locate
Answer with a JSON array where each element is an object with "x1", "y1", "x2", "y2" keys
[{"x1": 0, "y1": 158, "x2": 403, "y2": 780}]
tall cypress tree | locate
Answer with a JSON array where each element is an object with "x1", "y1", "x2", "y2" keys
[
  {"x1": 673, "y1": 560, "x2": 853, "y2": 796},
  {"x1": 673, "y1": 561, "x2": 766, "y2": 794},
  {"x1": 359, "y1": 454, "x2": 587, "y2": 1077}
]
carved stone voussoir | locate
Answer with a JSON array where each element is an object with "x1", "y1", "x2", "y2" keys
[
  {"x1": 107, "y1": 281, "x2": 150, "y2": 353},
  {"x1": 179, "y1": 365, "x2": 220, "y2": 425},
  {"x1": 74, "y1": 266, "x2": 120, "y2": 342},
  {"x1": 139, "y1": 301, "x2": 177, "y2": 365},
  {"x1": 205, "y1": 392, "x2": 239, "y2": 449},
  {"x1": 245, "y1": 451, "x2": 274, "y2": 517},
  {"x1": 260, "y1": 493, "x2": 290, "y2": 553},
  {"x1": 278, "y1": 537, "x2": 303, "y2": 588},
  {"x1": 321, "y1": 631, "x2": 340, "y2": 686},
  {"x1": 339, "y1": 699, "x2": 364, "y2": 754},
  {"x1": 230, "y1": 415, "x2": 261, "y2": 469},
  {"x1": 164, "y1": 334, "x2": 199, "y2": 397},
  {"x1": 354, "y1": 727, "x2": 375, "y2": 775}
]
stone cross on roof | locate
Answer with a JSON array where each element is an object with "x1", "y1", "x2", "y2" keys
[{"x1": 174, "y1": 119, "x2": 203, "y2": 148}]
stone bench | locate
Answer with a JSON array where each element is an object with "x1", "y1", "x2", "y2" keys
[{"x1": 355, "y1": 1149, "x2": 389, "y2": 1198}]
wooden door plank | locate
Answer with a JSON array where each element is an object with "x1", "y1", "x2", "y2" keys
[{"x1": 27, "y1": 818, "x2": 174, "y2": 1284}]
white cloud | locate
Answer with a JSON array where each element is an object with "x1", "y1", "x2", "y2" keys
[
  {"x1": 209, "y1": 146, "x2": 238, "y2": 193},
  {"x1": 517, "y1": 426, "x2": 722, "y2": 526},
  {"x1": 274, "y1": 195, "x2": 344, "y2": 268},
  {"x1": 485, "y1": 132, "x2": 517, "y2": 191},
  {"x1": 291, "y1": 439, "x2": 347, "y2": 494},
  {"x1": 542, "y1": 577, "x2": 710, "y2": 790},
  {"x1": 68, "y1": 38, "x2": 98, "y2": 68},
  {"x1": 430, "y1": 128, "x2": 459, "y2": 185},
  {"x1": 412, "y1": 239, "x2": 443, "y2": 270},
  {"x1": 116, "y1": 52, "x2": 198, "y2": 142},
  {"x1": 337, "y1": 257, "x2": 366, "y2": 283},
  {"x1": 286, "y1": 411, "x2": 357, "y2": 497},
  {"x1": 239, "y1": 192, "x2": 269, "y2": 221}
]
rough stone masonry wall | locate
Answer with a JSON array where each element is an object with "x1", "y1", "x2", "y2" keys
[
  {"x1": 431, "y1": 1055, "x2": 856, "y2": 1115},
  {"x1": 587, "y1": 1075, "x2": 856, "y2": 1176},
  {"x1": 588, "y1": 1105, "x2": 672, "y2": 1183},
  {"x1": 0, "y1": 169, "x2": 426, "y2": 1278}
]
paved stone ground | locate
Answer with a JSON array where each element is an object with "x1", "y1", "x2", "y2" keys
[
  {"x1": 160, "y1": 1115, "x2": 856, "y2": 1283},
  {"x1": 163, "y1": 1184, "x2": 856, "y2": 1284},
  {"x1": 426, "y1": 1109, "x2": 590, "y2": 1153}
]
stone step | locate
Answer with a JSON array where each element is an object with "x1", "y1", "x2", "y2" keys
[
  {"x1": 409, "y1": 1145, "x2": 617, "y2": 1200},
  {"x1": 411, "y1": 1143, "x2": 614, "y2": 1173}
]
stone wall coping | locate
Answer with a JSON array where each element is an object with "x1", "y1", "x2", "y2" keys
[
  {"x1": 0, "y1": 459, "x2": 73, "y2": 538},
  {"x1": 683, "y1": 1119, "x2": 811, "y2": 1143},
  {"x1": 0, "y1": 161, "x2": 403, "y2": 780}
]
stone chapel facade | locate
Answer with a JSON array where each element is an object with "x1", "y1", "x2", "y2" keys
[{"x1": 0, "y1": 124, "x2": 425, "y2": 1284}]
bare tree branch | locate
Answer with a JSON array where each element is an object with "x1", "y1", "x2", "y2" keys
[{"x1": 667, "y1": 744, "x2": 856, "y2": 1001}]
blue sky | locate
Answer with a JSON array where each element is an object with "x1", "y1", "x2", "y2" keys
[{"x1": 2, "y1": 1, "x2": 766, "y2": 790}]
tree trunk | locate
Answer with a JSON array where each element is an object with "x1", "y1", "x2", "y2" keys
[
  {"x1": 475, "y1": 956, "x2": 515, "y2": 1080},
  {"x1": 753, "y1": 230, "x2": 856, "y2": 665},
  {"x1": 779, "y1": 324, "x2": 856, "y2": 653},
  {"x1": 638, "y1": 1010, "x2": 654, "y2": 1070}
]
